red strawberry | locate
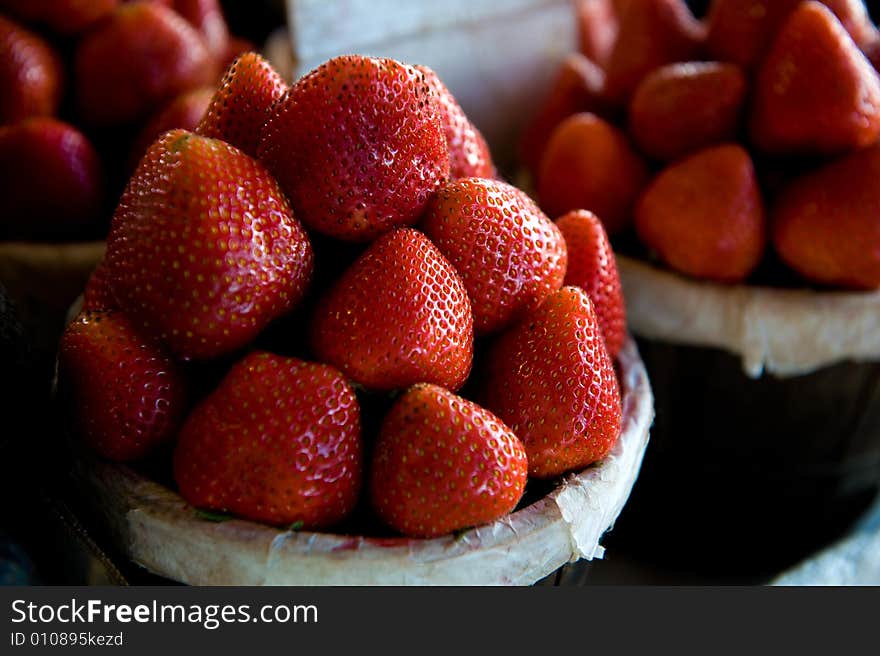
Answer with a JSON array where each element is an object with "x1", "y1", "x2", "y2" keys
[
  {"x1": 103, "y1": 130, "x2": 314, "y2": 360},
  {"x1": 258, "y1": 55, "x2": 450, "y2": 242},
  {"x1": 635, "y1": 144, "x2": 767, "y2": 283},
  {"x1": 628, "y1": 61, "x2": 747, "y2": 162},
  {"x1": 173, "y1": 351, "x2": 363, "y2": 528},
  {"x1": 576, "y1": 0, "x2": 619, "y2": 68},
  {"x1": 519, "y1": 53, "x2": 609, "y2": 177},
  {"x1": 74, "y1": 2, "x2": 215, "y2": 127},
  {"x1": 555, "y1": 210, "x2": 626, "y2": 360},
  {"x1": 310, "y1": 228, "x2": 473, "y2": 393},
  {"x1": 421, "y1": 177, "x2": 567, "y2": 335},
  {"x1": 58, "y1": 310, "x2": 188, "y2": 462},
  {"x1": 750, "y1": 1, "x2": 880, "y2": 155},
  {"x1": 0, "y1": 117, "x2": 104, "y2": 241},
  {"x1": 537, "y1": 112, "x2": 649, "y2": 235},
  {"x1": 0, "y1": 15, "x2": 63, "y2": 126},
  {"x1": 172, "y1": 0, "x2": 229, "y2": 63},
  {"x1": 706, "y1": 0, "x2": 875, "y2": 68},
  {"x1": 129, "y1": 86, "x2": 213, "y2": 171},
  {"x1": 83, "y1": 260, "x2": 117, "y2": 311},
  {"x1": 0, "y1": 0, "x2": 118, "y2": 36},
  {"x1": 772, "y1": 142, "x2": 880, "y2": 289},
  {"x1": 603, "y1": 0, "x2": 705, "y2": 105},
  {"x1": 416, "y1": 65, "x2": 495, "y2": 180},
  {"x1": 483, "y1": 286, "x2": 622, "y2": 479},
  {"x1": 369, "y1": 383, "x2": 527, "y2": 538},
  {"x1": 196, "y1": 52, "x2": 288, "y2": 158}
]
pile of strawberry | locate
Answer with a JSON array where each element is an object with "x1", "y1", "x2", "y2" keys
[
  {"x1": 522, "y1": 0, "x2": 880, "y2": 290},
  {"x1": 0, "y1": 0, "x2": 252, "y2": 242},
  {"x1": 57, "y1": 53, "x2": 628, "y2": 539}
]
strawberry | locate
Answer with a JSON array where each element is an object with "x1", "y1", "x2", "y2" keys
[
  {"x1": 556, "y1": 210, "x2": 626, "y2": 360},
  {"x1": 258, "y1": 55, "x2": 450, "y2": 242},
  {"x1": 196, "y1": 52, "x2": 288, "y2": 158},
  {"x1": 537, "y1": 112, "x2": 648, "y2": 235},
  {"x1": 519, "y1": 53, "x2": 609, "y2": 177},
  {"x1": 310, "y1": 228, "x2": 473, "y2": 393},
  {"x1": 74, "y1": 2, "x2": 215, "y2": 127},
  {"x1": 576, "y1": 0, "x2": 619, "y2": 69},
  {"x1": 603, "y1": 0, "x2": 705, "y2": 105},
  {"x1": 772, "y1": 142, "x2": 880, "y2": 289},
  {"x1": 0, "y1": 15, "x2": 63, "y2": 126},
  {"x1": 128, "y1": 86, "x2": 213, "y2": 171},
  {"x1": 635, "y1": 144, "x2": 766, "y2": 283},
  {"x1": 421, "y1": 177, "x2": 567, "y2": 335},
  {"x1": 103, "y1": 130, "x2": 314, "y2": 360},
  {"x1": 750, "y1": 1, "x2": 880, "y2": 155},
  {"x1": 0, "y1": 0, "x2": 118, "y2": 36},
  {"x1": 416, "y1": 65, "x2": 495, "y2": 180},
  {"x1": 0, "y1": 117, "x2": 104, "y2": 241},
  {"x1": 173, "y1": 351, "x2": 363, "y2": 529},
  {"x1": 628, "y1": 61, "x2": 747, "y2": 162},
  {"x1": 483, "y1": 286, "x2": 622, "y2": 479},
  {"x1": 369, "y1": 383, "x2": 527, "y2": 538},
  {"x1": 706, "y1": 0, "x2": 875, "y2": 68},
  {"x1": 58, "y1": 310, "x2": 188, "y2": 462},
  {"x1": 82, "y1": 260, "x2": 116, "y2": 311},
  {"x1": 172, "y1": 0, "x2": 229, "y2": 63}
]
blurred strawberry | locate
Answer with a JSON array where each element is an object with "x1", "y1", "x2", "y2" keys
[
  {"x1": 628, "y1": 61, "x2": 747, "y2": 162},
  {"x1": 635, "y1": 144, "x2": 766, "y2": 283},
  {"x1": 58, "y1": 310, "x2": 188, "y2": 462},
  {"x1": 0, "y1": 117, "x2": 104, "y2": 241},
  {"x1": 259, "y1": 55, "x2": 450, "y2": 242},
  {"x1": 706, "y1": 0, "x2": 875, "y2": 68},
  {"x1": 519, "y1": 53, "x2": 610, "y2": 177},
  {"x1": 537, "y1": 112, "x2": 648, "y2": 235},
  {"x1": 773, "y1": 142, "x2": 880, "y2": 289},
  {"x1": 416, "y1": 65, "x2": 495, "y2": 179},
  {"x1": 483, "y1": 286, "x2": 622, "y2": 479},
  {"x1": 0, "y1": 15, "x2": 63, "y2": 126},
  {"x1": 0, "y1": 0, "x2": 118, "y2": 35},
  {"x1": 174, "y1": 352, "x2": 363, "y2": 529},
  {"x1": 603, "y1": 0, "x2": 705, "y2": 105},
  {"x1": 370, "y1": 383, "x2": 527, "y2": 538},
  {"x1": 74, "y1": 2, "x2": 215, "y2": 127},
  {"x1": 310, "y1": 228, "x2": 473, "y2": 393},
  {"x1": 128, "y1": 86, "x2": 213, "y2": 171},
  {"x1": 556, "y1": 210, "x2": 626, "y2": 360},
  {"x1": 196, "y1": 52, "x2": 287, "y2": 158},
  {"x1": 172, "y1": 0, "x2": 228, "y2": 63},
  {"x1": 421, "y1": 177, "x2": 567, "y2": 335},
  {"x1": 750, "y1": 1, "x2": 880, "y2": 155},
  {"x1": 104, "y1": 130, "x2": 314, "y2": 360},
  {"x1": 576, "y1": 0, "x2": 619, "y2": 68}
]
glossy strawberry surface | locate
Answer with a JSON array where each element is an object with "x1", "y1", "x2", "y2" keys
[
  {"x1": 196, "y1": 52, "x2": 287, "y2": 159},
  {"x1": 416, "y1": 65, "x2": 495, "y2": 180},
  {"x1": 104, "y1": 130, "x2": 313, "y2": 360},
  {"x1": 258, "y1": 55, "x2": 450, "y2": 241},
  {"x1": 370, "y1": 383, "x2": 527, "y2": 538},
  {"x1": 483, "y1": 286, "x2": 622, "y2": 479},
  {"x1": 310, "y1": 228, "x2": 473, "y2": 392},
  {"x1": 58, "y1": 310, "x2": 188, "y2": 462},
  {"x1": 556, "y1": 210, "x2": 626, "y2": 360},
  {"x1": 174, "y1": 351, "x2": 363, "y2": 528},
  {"x1": 421, "y1": 177, "x2": 567, "y2": 335}
]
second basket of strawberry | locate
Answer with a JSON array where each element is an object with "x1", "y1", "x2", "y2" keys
[{"x1": 520, "y1": 0, "x2": 880, "y2": 580}]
